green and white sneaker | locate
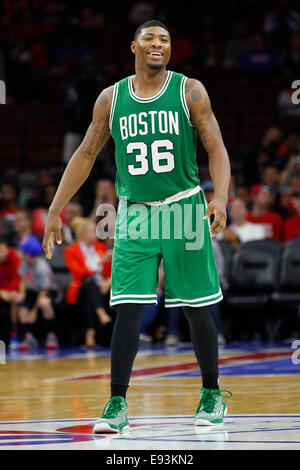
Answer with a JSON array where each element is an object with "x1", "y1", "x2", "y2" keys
[
  {"x1": 194, "y1": 388, "x2": 232, "y2": 426},
  {"x1": 93, "y1": 396, "x2": 129, "y2": 434}
]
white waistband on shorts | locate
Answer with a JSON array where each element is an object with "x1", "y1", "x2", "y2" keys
[{"x1": 141, "y1": 185, "x2": 201, "y2": 206}]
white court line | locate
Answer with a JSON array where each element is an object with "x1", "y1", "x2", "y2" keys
[{"x1": 0, "y1": 390, "x2": 300, "y2": 400}]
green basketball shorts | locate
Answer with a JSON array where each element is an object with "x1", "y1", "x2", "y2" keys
[{"x1": 110, "y1": 188, "x2": 223, "y2": 308}]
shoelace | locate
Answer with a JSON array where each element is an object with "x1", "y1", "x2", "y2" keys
[
  {"x1": 102, "y1": 397, "x2": 123, "y2": 418},
  {"x1": 199, "y1": 389, "x2": 232, "y2": 413}
]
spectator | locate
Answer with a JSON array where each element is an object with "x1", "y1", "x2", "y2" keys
[
  {"x1": 64, "y1": 217, "x2": 112, "y2": 347},
  {"x1": 280, "y1": 160, "x2": 300, "y2": 216},
  {"x1": 262, "y1": 166, "x2": 281, "y2": 193},
  {"x1": 222, "y1": 20, "x2": 251, "y2": 69},
  {"x1": 18, "y1": 235, "x2": 59, "y2": 350},
  {"x1": 235, "y1": 185, "x2": 251, "y2": 209},
  {"x1": 222, "y1": 197, "x2": 266, "y2": 247},
  {"x1": 264, "y1": 9, "x2": 300, "y2": 35},
  {"x1": 62, "y1": 57, "x2": 105, "y2": 164},
  {"x1": 273, "y1": 132, "x2": 299, "y2": 171},
  {"x1": 11, "y1": 209, "x2": 33, "y2": 248},
  {"x1": 0, "y1": 236, "x2": 23, "y2": 349},
  {"x1": 0, "y1": 181, "x2": 19, "y2": 223},
  {"x1": 247, "y1": 184, "x2": 283, "y2": 240},
  {"x1": 0, "y1": 216, "x2": 14, "y2": 247},
  {"x1": 242, "y1": 33, "x2": 277, "y2": 73},
  {"x1": 88, "y1": 178, "x2": 117, "y2": 223},
  {"x1": 60, "y1": 202, "x2": 83, "y2": 244},
  {"x1": 31, "y1": 184, "x2": 57, "y2": 238},
  {"x1": 241, "y1": 126, "x2": 283, "y2": 185},
  {"x1": 169, "y1": 35, "x2": 194, "y2": 66},
  {"x1": 280, "y1": 152, "x2": 300, "y2": 192},
  {"x1": 284, "y1": 194, "x2": 300, "y2": 242}
]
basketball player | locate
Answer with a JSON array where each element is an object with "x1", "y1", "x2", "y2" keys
[{"x1": 42, "y1": 20, "x2": 232, "y2": 433}]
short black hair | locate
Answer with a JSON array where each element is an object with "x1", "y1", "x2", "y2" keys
[
  {"x1": 0, "y1": 236, "x2": 8, "y2": 246},
  {"x1": 134, "y1": 20, "x2": 170, "y2": 41}
]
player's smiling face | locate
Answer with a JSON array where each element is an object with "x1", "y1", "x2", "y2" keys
[{"x1": 131, "y1": 26, "x2": 171, "y2": 70}]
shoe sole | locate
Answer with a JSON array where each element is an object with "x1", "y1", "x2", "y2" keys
[
  {"x1": 93, "y1": 423, "x2": 129, "y2": 434},
  {"x1": 194, "y1": 405, "x2": 227, "y2": 426}
]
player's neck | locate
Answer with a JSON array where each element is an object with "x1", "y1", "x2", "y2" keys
[{"x1": 132, "y1": 67, "x2": 168, "y2": 98}]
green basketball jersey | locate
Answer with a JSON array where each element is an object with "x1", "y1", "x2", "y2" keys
[{"x1": 110, "y1": 70, "x2": 199, "y2": 202}]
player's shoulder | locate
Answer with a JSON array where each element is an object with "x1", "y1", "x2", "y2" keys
[
  {"x1": 96, "y1": 85, "x2": 114, "y2": 104},
  {"x1": 185, "y1": 78, "x2": 207, "y2": 95},
  {"x1": 184, "y1": 78, "x2": 210, "y2": 108},
  {"x1": 93, "y1": 85, "x2": 115, "y2": 116}
]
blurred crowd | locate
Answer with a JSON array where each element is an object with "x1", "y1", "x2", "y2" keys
[
  {"x1": 0, "y1": 0, "x2": 300, "y2": 349},
  {"x1": 1, "y1": 0, "x2": 299, "y2": 104},
  {"x1": 0, "y1": 146, "x2": 299, "y2": 350}
]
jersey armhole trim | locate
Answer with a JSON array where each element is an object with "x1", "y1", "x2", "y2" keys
[
  {"x1": 180, "y1": 76, "x2": 194, "y2": 127},
  {"x1": 109, "y1": 82, "x2": 119, "y2": 132}
]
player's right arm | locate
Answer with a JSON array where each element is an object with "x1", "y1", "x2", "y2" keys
[{"x1": 42, "y1": 86, "x2": 114, "y2": 259}]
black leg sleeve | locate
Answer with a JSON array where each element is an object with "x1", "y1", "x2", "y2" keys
[
  {"x1": 182, "y1": 305, "x2": 219, "y2": 389},
  {"x1": 110, "y1": 303, "x2": 145, "y2": 398}
]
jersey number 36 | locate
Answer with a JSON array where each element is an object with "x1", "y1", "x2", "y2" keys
[{"x1": 126, "y1": 139, "x2": 175, "y2": 175}]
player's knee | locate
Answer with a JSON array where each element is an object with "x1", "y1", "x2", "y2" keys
[{"x1": 182, "y1": 305, "x2": 210, "y2": 323}]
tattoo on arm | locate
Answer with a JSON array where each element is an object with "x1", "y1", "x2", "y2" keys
[
  {"x1": 197, "y1": 117, "x2": 209, "y2": 144},
  {"x1": 186, "y1": 79, "x2": 219, "y2": 147},
  {"x1": 191, "y1": 89, "x2": 202, "y2": 102},
  {"x1": 84, "y1": 118, "x2": 106, "y2": 156},
  {"x1": 80, "y1": 87, "x2": 113, "y2": 158}
]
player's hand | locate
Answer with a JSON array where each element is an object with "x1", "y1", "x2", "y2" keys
[
  {"x1": 203, "y1": 197, "x2": 227, "y2": 237},
  {"x1": 42, "y1": 212, "x2": 62, "y2": 259}
]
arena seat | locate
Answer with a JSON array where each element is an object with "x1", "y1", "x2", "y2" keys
[
  {"x1": 218, "y1": 240, "x2": 235, "y2": 289},
  {"x1": 226, "y1": 240, "x2": 282, "y2": 307},
  {"x1": 271, "y1": 239, "x2": 300, "y2": 305},
  {"x1": 47, "y1": 243, "x2": 71, "y2": 293}
]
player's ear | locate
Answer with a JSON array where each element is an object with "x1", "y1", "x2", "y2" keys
[{"x1": 131, "y1": 41, "x2": 136, "y2": 55}]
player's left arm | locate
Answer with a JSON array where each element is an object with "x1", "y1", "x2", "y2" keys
[{"x1": 185, "y1": 79, "x2": 231, "y2": 236}]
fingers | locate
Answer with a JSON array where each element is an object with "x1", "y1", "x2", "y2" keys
[
  {"x1": 203, "y1": 203, "x2": 213, "y2": 220},
  {"x1": 209, "y1": 213, "x2": 227, "y2": 237},
  {"x1": 42, "y1": 233, "x2": 54, "y2": 259},
  {"x1": 55, "y1": 227, "x2": 62, "y2": 245}
]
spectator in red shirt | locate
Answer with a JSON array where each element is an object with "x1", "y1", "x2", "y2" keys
[
  {"x1": 284, "y1": 195, "x2": 300, "y2": 242},
  {"x1": 247, "y1": 184, "x2": 283, "y2": 240},
  {"x1": 0, "y1": 237, "x2": 24, "y2": 349}
]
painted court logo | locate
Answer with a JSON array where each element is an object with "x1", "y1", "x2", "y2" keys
[{"x1": 0, "y1": 341, "x2": 6, "y2": 364}]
